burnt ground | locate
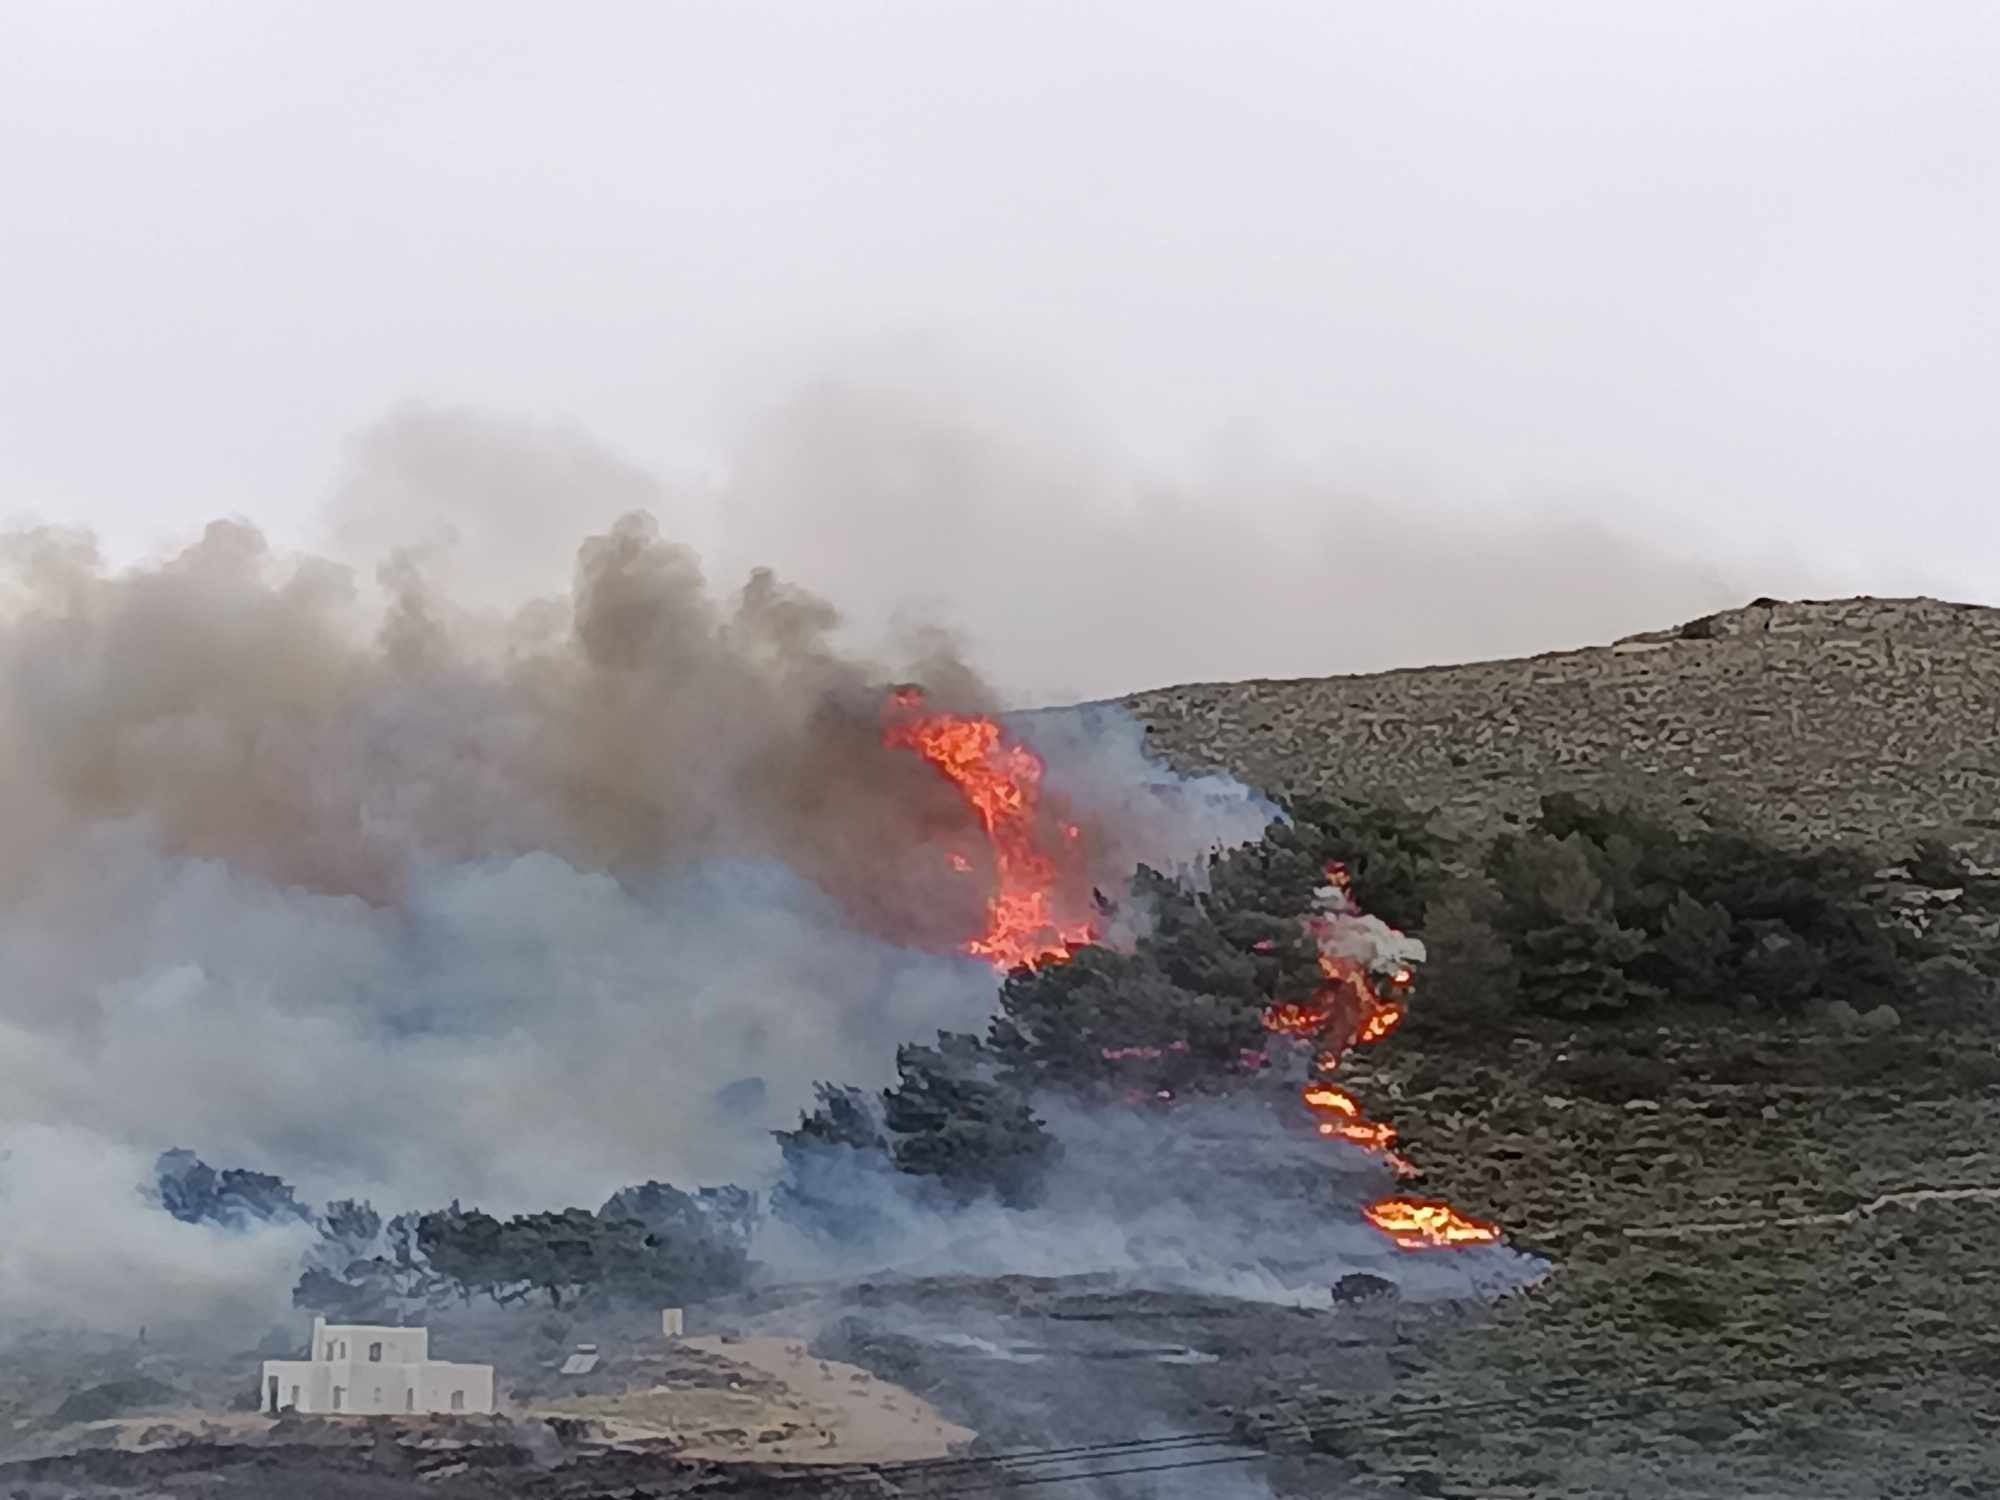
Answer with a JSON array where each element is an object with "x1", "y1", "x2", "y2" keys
[
  {"x1": 693, "y1": 1014, "x2": 2000, "y2": 1499},
  {"x1": 0, "y1": 1435, "x2": 905, "y2": 1499},
  {"x1": 0, "y1": 1274, "x2": 1487, "y2": 1499},
  {"x1": 725, "y1": 1013, "x2": 2000, "y2": 1499},
  {"x1": 718, "y1": 1274, "x2": 1412, "y2": 1498},
  {"x1": 8, "y1": 1016, "x2": 1997, "y2": 1498}
]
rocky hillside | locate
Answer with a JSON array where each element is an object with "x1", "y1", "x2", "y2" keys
[{"x1": 1124, "y1": 596, "x2": 2000, "y2": 860}]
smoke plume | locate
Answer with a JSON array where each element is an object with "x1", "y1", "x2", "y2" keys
[{"x1": 0, "y1": 426, "x2": 1282, "y2": 1333}]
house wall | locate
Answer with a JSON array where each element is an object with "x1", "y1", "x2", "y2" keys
[
  {"x1": 262, "y1": 1357, "x2": 492, "y2": 1415},
  {"x1": 263, "y1": 1360, "x2": 325, "y2": 1413},
  {"x1": 311, "y1": 1316, "x2": 429, "y2": 1365},
  {"x1": 414, "y1": 1360, "x2": 495, "y2": 1415},
  {"x1": 266, "y1": 1321, "x2": 492, "y2": 1415}
]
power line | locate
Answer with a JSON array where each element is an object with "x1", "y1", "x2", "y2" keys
[
  {"x1": 888, "y1": 1450, "x2": 1271, "y2": 1496},
  {"x1": 876, "y1": 1356, "x2": 1984, "y2": 1499},
  {"x1": 784, "y1": 1330, "x2": 2000, "y2": 1496}
]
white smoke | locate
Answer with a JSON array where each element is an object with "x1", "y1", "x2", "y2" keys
[
  {"x1": 0, "y1": 1128, "x2": 316, "y2": 1334},
  {"x1": 0, "y1": 411, "x2": 1542, "y2": 1344},
  {"x1": 761, "y1": 1094, "x2": 1544, "y2": 1308},
  {"x1": 1010, "y1": 701, "x2": 1282, "y2": 886},
  {"x1": 0, "y1": 445, "x2": 1282, "y2": 1334}
]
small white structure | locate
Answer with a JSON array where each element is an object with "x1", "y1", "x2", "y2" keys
[
  {"x1": 661, "y1": 1307, "x2": 685, "y2": 1338},
  {"x1": 262, "y1": 1317, "x2": 495, "y2": 1416}
]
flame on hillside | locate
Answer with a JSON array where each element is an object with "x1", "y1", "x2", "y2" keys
[
  {"x1": 883, "y1": 690, "x2": 1096, "y2": 971},
  {"x1": 1302, "y1": 1083, "x2": 1361, "y2": 1117},
  {"x1": 1266, "y1": 862, "x2": 1500, "y2": 1248},
  {"x1": 1365, "y1": 1197, "x2": 1503, "y2": 1250},
  {"x1": 1262, "y1": 1000, "x2": 1336, "y2": 1037},
  {"x1": 885, "y1": 701, "x2": 1500, "y2": 1255},
  {"x1": 1357, "y1": 1002, "x2": 1405, "y2": 1044}
]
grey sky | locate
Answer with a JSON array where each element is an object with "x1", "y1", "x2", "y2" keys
[{"x1": 4, "y1": 0, "x2": 1993, "y2": 701}]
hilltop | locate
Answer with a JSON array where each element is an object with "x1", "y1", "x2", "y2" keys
[{"x1": 1125, "y1": 596, "x2": 2000, "y2": 862}]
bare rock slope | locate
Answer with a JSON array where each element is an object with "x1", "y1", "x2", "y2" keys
[{"x1": 1124, "y1": 596, "x2": 2000, "y2": 859}]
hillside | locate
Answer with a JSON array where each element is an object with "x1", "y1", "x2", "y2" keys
[
  {"x1": 1124, "y1": 596, "x2": 2000, "y2": 862},
  {"x1": 1130, "y1": 596, "x2": 2000, "y2": 1497}
]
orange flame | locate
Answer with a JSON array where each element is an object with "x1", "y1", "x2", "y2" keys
[
  {"x1": 884, "y1": 692, "x2": 1501, "y2": 1254},
  {"x1": 1303, "y1": 1083, "x2": 1399, "y2": 1149},
  {"x1": 1263, "y1": 903, "x2": 1505, "y2": 1251},
  {"x1": 1262, "y1": 1001, "x2": 1335, "y2": 1037},
  {"x1": 1357, "y1": 1000, "x2": 1405, "y2": 1044},
  {"x1": 1363, "y1": 1197, "x2": 1503, "y2": 1250},
  {"x1": 885, "y1": 694, "x2": 1095, "y2": 971},
  {"x1": 1302, "y1": 1083, "x2": 1361, "y2": 1118},
  {"x1": 1323, "y1": 1120, "x2": 1400, "y2": 1151}
]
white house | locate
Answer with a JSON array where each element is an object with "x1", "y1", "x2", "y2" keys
[{"x1": 262, "y1": 1317, "x2": 495, "y2": 1416}]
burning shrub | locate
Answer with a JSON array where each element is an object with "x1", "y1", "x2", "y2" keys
[
  {"x1": 987, "y1": 938, "x2": 1269, "y2": 1090},
  {"x1": 772, "y1": 796, "x2": 1468, "y2": 1244},
  {"x1": 1212, "y1": 794, "x2": 1450, "y2": 937},
  {"x1": 985, "y1": 798, "x2": 1450, "y2": 1092}
]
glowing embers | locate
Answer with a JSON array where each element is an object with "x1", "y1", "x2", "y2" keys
[
  {"x1": 1263, "y1": 1001, "x2": 1336, "y2": 1037},
  {"x1": 1357, "y1": 999, "x2": 1405, "y2": 1044},
  {"x1": 1300, "y1": 1082, "x2": 1414, "y2": 1175},
  {"x1": 1363, "y1": 1197, "x2": 1503, "y2": 1250},
  {"x1": 1323, "y1": 1119, "x2": 1401, "y2": 1153},
  {"x1": 1302, "y1": 1083, "x2": 1361, "y2": 1117},
  {"x1": 883, "y1": 690, "x2": 1096, "y2": 971}
]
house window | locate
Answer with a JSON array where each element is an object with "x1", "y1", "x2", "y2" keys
[
  {"x1": 368, "y1": 1342, "x2": 383, "y2": 1363},
  {"x1": 449, "y1": 1390, "x2": 465, "y2": 1412}
]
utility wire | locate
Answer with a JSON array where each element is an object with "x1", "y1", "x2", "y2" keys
[
  {"x1": 784, "y1": 1331, "x2": 2000, "y2": 1496},
  {"x1": 859, "y1": 1353, "x2": 1987, "y2": 1499},
  {"x1": 884, "y1": 1450, "x2": 1272, "y2": 1496}
]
